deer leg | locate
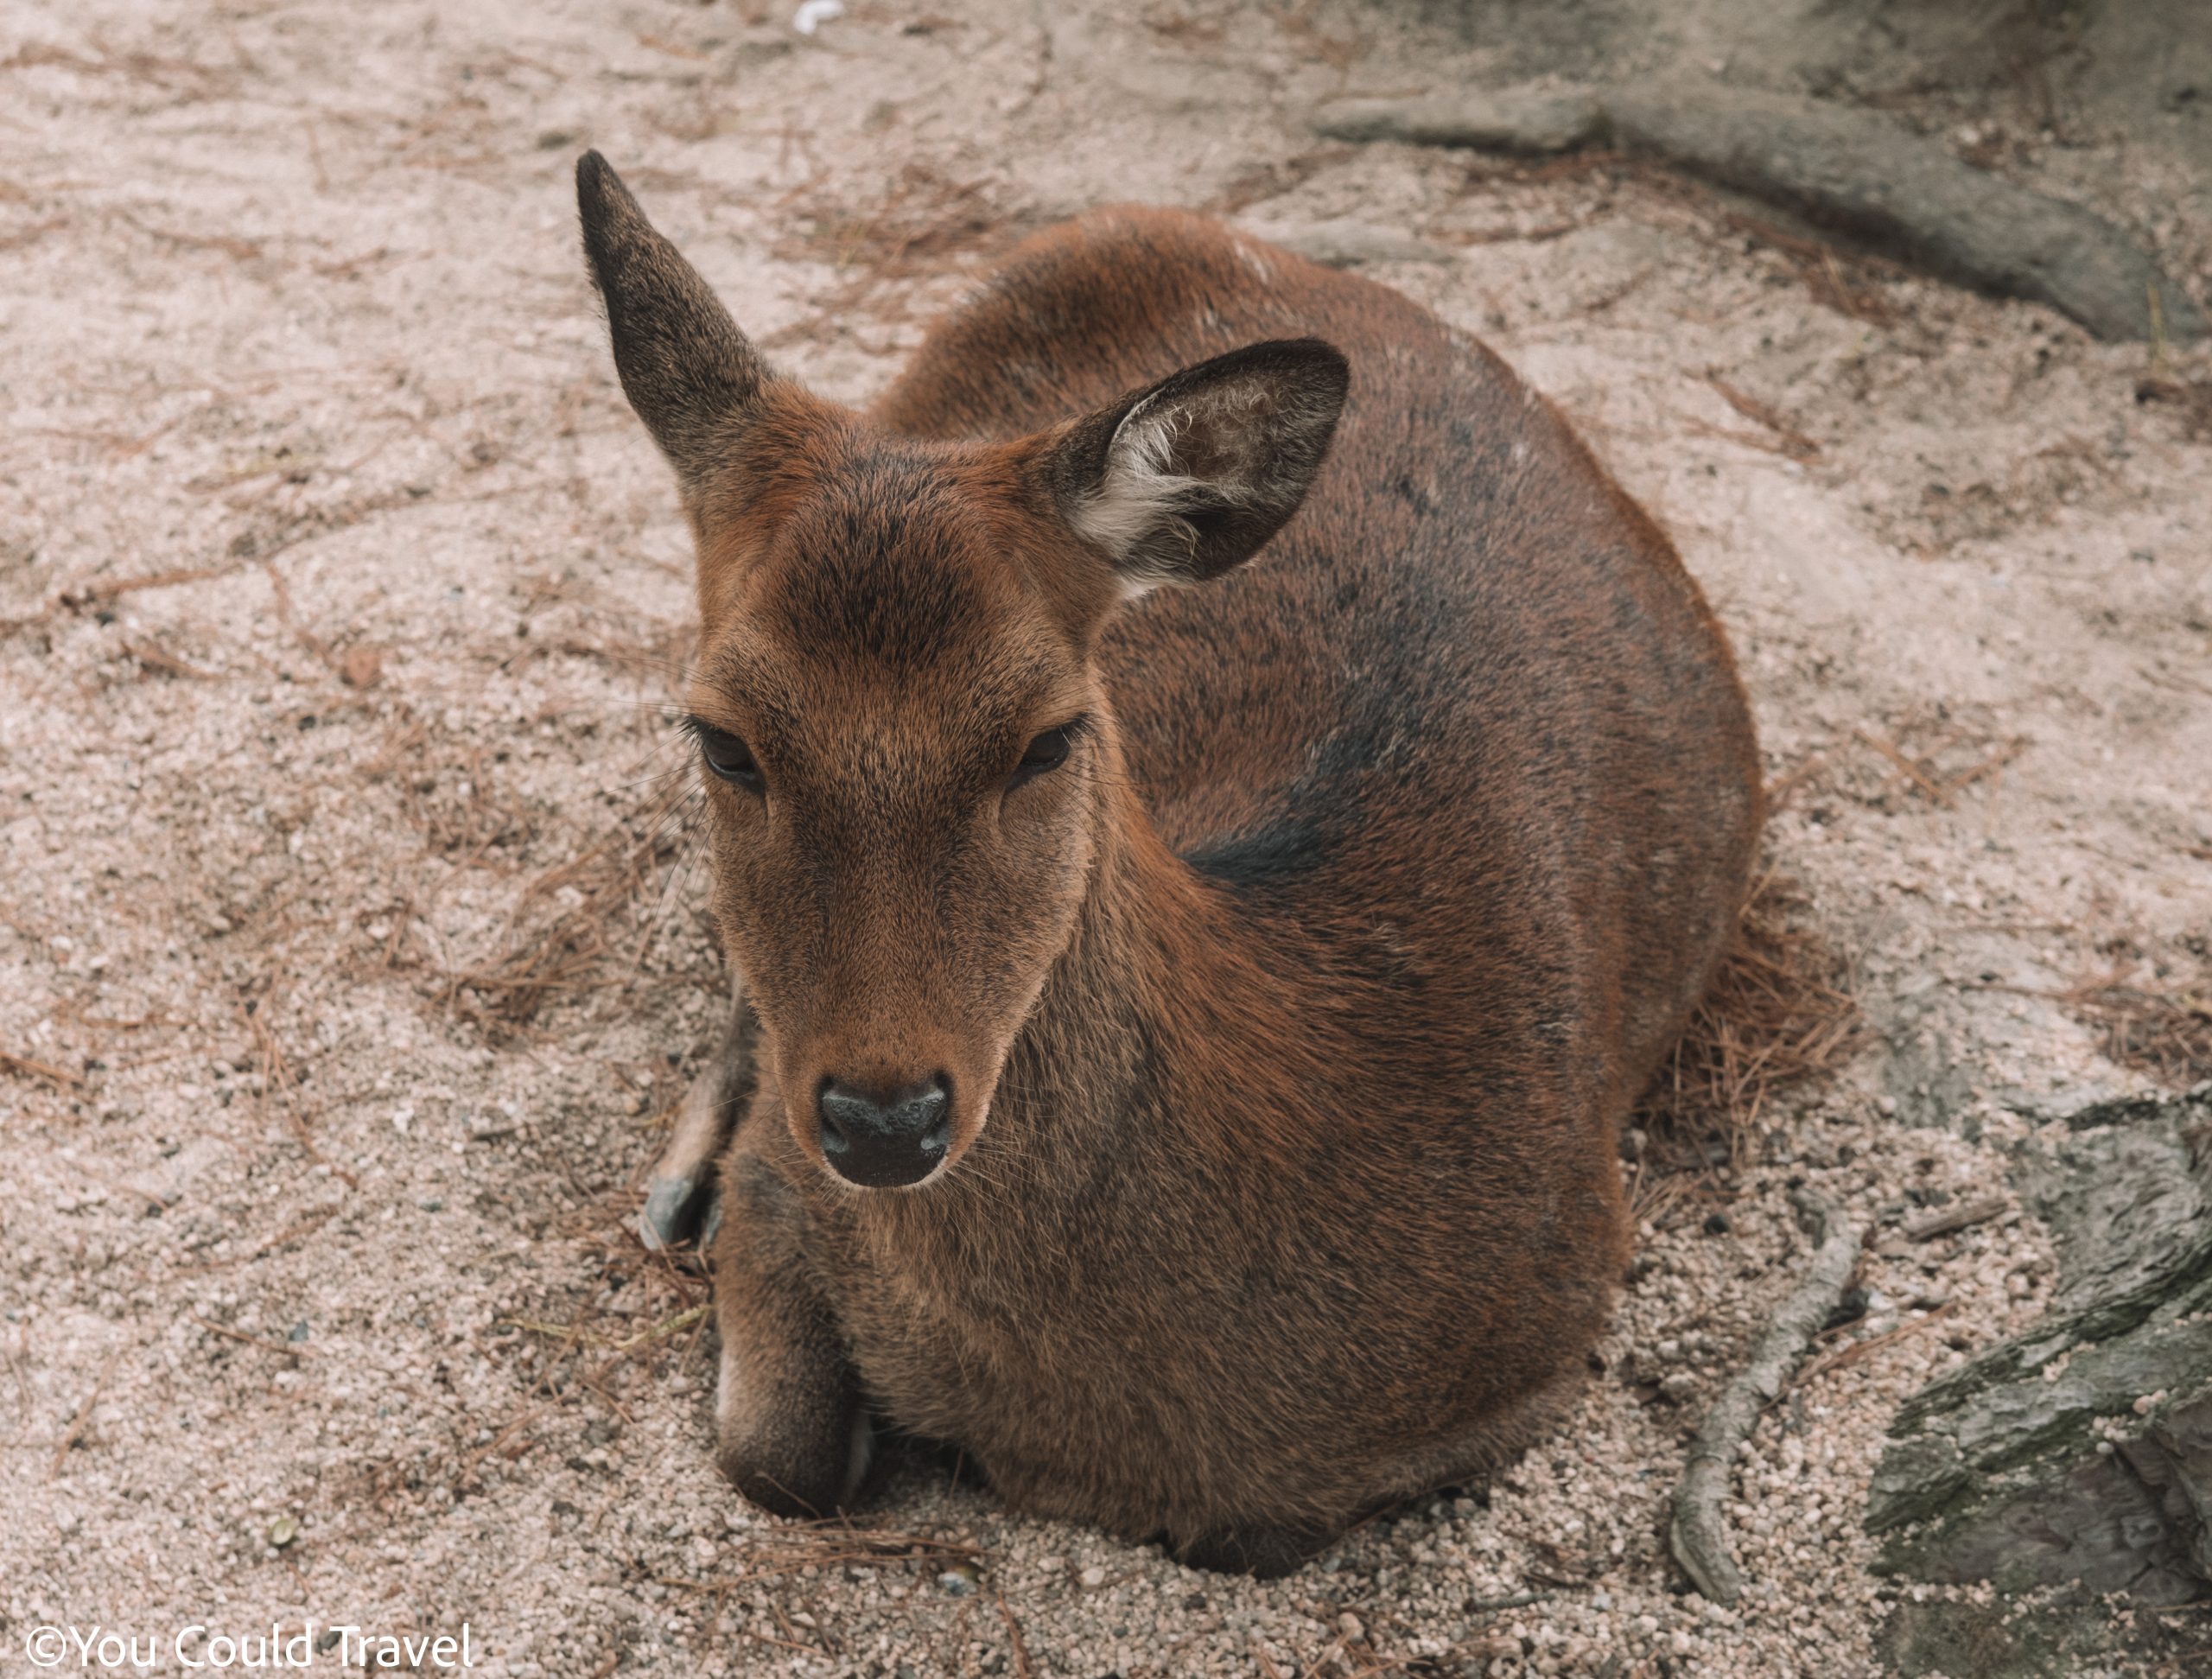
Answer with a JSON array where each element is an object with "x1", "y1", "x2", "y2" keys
[
  {"x1": 710, "y1": 1148, "x2": 869, "y2": 1517},
  {"x1": 639, "y1": 984, "x2": 759, "y2": 1251}
]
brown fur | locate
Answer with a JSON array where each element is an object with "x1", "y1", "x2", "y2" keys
[{"x1": 576, "y1": 154, "x2": 1762, "y2": 1574}]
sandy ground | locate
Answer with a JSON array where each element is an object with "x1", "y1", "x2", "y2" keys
[{"x1": 4, "y1": 3, "x2": 2211, "y2": 1676}]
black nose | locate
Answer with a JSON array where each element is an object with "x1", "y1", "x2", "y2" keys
[{"x1": 816, "y1": 1075, "x2": 952, "y2": 1187}]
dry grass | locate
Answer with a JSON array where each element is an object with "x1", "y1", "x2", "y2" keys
[
  {"x1": 439, "y1": 768, "x2": 705, "y2": 1027},
  {"x1": 1636, "y1": 867, "x2": 1865, "y2": 1159},
  {"x1": 764, "y1": 164, "x2": 1036, "y2": 349},
  {"x1": 723, "y1": 1517, "x2": 986, "y2": 1580},
  {"x1": 2063, "y1": 943, "x2": 2212, "y2": 1088},
  {"x1": 1716, "y1": 207, "x2": 1904, "y2": 328},
  {"x1": 1798, "y1": 706, "x2": 2033, "y2": 812},
  {"x1": 0, "y1": 37, "x2": 236, "y2": 101},
  {"x1": 0, "y1": 1046, "x2": 86, "y2": 1089},
  {"x1": 1701, "y1": 372, "x2": 1822, "y2": 462}
]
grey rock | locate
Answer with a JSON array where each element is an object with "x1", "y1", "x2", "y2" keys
[
  {"x1": 2020, "y1": 1097, "x2": 2212, "y2": 1322},
  {"x1": 1877, "y1": 1003, "x2": 1978, "y2": 1132},
  {"x1": 1312, "y1": 87, "x2": 1603, "y2": 154},
  {"x1": 2047, "y1": 1088, "x2": 2199, "y2": 1134},
  {"x1": 1872, "y1": 1589, "x2": 2208, "y2": 1679},
  {"x1": 1872, "y1": 1598, "x2": 2051, "y2": 1679},
  {"x1": 1869, "y1": 1086, "x2": 2212, "y2": 1606}
]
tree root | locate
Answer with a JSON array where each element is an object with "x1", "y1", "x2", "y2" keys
[
  {"x1": 1669, "y1": 1192, "x2": 1862, "y2": 1603},
  {"x1": 1313, "y1": 79, "x2": 2207, "y2": 344}
]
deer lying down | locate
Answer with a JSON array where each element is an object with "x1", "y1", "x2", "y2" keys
[{"x1": 577, "y1": 153, "x2": 1761, "y2": 1576}]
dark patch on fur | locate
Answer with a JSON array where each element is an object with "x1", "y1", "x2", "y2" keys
[{"x1": 1183, "y1": 815, "x2": 1332, "y2": 892}]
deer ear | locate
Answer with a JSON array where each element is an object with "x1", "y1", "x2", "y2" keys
[
  {"x1": 577, "y1": 151, "x2": 767, "y2": 494},
  {"x1": 1040, "y1": 340, "x2": 1349, "y2": 593}
]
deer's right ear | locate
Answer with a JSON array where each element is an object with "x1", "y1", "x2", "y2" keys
[
  {"x1": 1035, "y1": 339, "x2": 1349, "y2": 596},
  {"x1": 577, "y1": 152, "x2": 767, "y2": 495}
]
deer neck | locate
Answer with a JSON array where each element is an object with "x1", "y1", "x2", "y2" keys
[{"x1": 1006, "y1": 771, "x2": 1302, "y2": 1167}]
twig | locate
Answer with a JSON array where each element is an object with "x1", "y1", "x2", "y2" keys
[
  {"x1": 460, "y1": 1402, "x2": 549, "y2": 1481},
  {"x1": 241, "y1": 1001, "x2": 356, "y2": 1187},
  {"x1": 1704, "y1": 374, "x2": 1821, "y2": 461},
  {"x1": 732, "y1": 1625, "x2": 826, "y2": 1657},
  {"x1": 1937, "y1": 739, "x2": 2026, "y2": 799},
  {"x1": 119, "y1": 639, "x2": 219, "y2": 680},
  {"x1": 189, "y1": 1311, "x2": 314, "y2": 1358},
  {"x1": 1669, "y1": 1193, "x2": 1860, "y2": 1603},
  {"x1": 3, "y1": 1324, "x2": 34, "y2": 1421},
  {"x1": 1, "y1": 1047, "x2": 84, "y2": 1088},
  {"x1": 1760, "y1": 754, "x2": 1826, "y2": 813},
  {"x1": 1465, "y1": 1591, "x2": 1552, "y2": 1614},
  {"x1": 1852, "y1": 728, "x2": 1949, "y2": 805},
  {"x1": 49, "y1": 1352, "x2": 118, "y2": 1479},
  {"x1": 116, "y1": 211, "x2": 264, "y2": 263},
  {"x1": 2139, "y1": 662, "x2": 2212, "y2": 701},
  {"x1": 262, "y1": 560, "x2": 340, "y2": 673},
  {"x1": 55, "y1": 1154, "x2": 170, "y2": 1214},
  {"x1": 498, "y1": 1303, "x2": 708, "y2": 1355},
  {"x1": 993, "y1": 1594, "x2": 1036, "y2": 1679},
  {"x1": 1792, "y1": 1301, "x2": 1960, "y2": 1390},
  {"x1": 62, "y1": 560, "x2": 247, "y2": 606},
  {"x1": 1904, "y1": 1195, "x2": 2007, "y2": 1242},
  {"x1": 167, "y1": 1205, "x2": 340, "y2": 1275}
]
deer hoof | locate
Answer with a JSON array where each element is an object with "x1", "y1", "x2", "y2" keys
[{"x1": 639, "y1": 1170, "x2": 715, "y2": 1251}]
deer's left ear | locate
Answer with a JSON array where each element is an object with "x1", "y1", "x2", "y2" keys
[
  {"x1": 1035, "y1": 339, "x2": 1350, "y2": 593},
  {"x1": 577, "y1": 150, "x2": 771, "y2": 499}
]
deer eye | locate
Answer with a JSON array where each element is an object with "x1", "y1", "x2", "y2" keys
[
  {"x1": 689, "y1": 720, "x2": 764, "y2": 793},
  {"x1": 1008, "y1": 721, "x2": 1082, "y2": 789}
]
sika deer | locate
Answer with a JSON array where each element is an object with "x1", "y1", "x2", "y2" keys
[{"x1": 577, "y1": 153, "x2": 1761, "y2": 1575}]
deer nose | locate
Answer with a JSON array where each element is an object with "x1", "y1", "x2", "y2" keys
[{"x1": 816, "y1": 1074, "x2": 952, "y2": 1187}]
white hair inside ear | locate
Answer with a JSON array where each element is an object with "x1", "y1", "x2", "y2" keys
[
  {"x1": 1046, "y1": 338, "x2": 1349, "y2": 593},
  {"x1": 1071, "y1": 394, "x2": 1258, "y2": 595}
]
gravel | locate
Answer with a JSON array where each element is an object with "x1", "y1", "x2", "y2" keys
[{"x1": 3, "y1": 1, "x2": 2208, "y2": 1675}]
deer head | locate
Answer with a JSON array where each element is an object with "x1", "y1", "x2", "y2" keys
[{"x1": 579, "y1": 153, "x2": 1347, "y2": 1189}]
